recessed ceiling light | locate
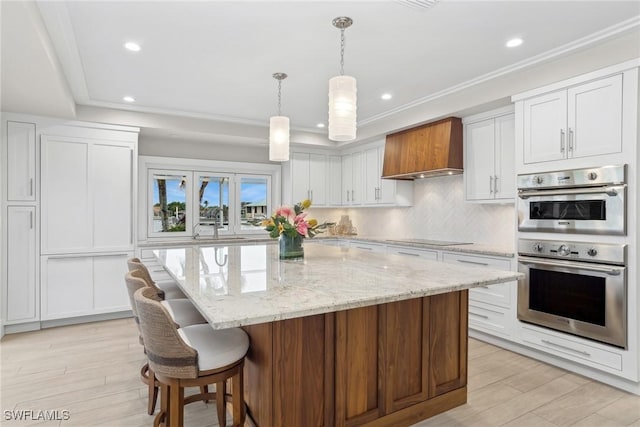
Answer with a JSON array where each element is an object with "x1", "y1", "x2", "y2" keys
[
  {"x1": 124, "y1": 42, "x2": 141, "y2": 52},
  {"x1": 317, "y1": 123, "x2": 325, "y2": 128},
  {"x1": 506, "y1": 38, "x2": 523, "y2": 48},
  {"x1": 123, "y1": 96, "x2": 135, "y2": 103},
  {"x1": 381, "y1": 93, "x2": 392, "y2": 100}
]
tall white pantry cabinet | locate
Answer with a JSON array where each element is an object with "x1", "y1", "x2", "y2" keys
[{"x1": 1, "y1": 116, "x2": 139, "y2": 333}]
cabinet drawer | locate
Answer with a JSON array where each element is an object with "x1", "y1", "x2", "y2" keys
[
  {"x1": 468, "y1": 303, "x2": 509, "y2": 337},
  {"x1": 521, "y1": 326, "x2": 622, "y2": 371},
  {"x1": 386, "y1": 245, "x2": 438, "y2": 261},
  {"x1": 469, "y1": 281, "x2": 513, "y2": 308},
  {"x1": 349, "y1": 241, "x2": 386, "y2": 253}
]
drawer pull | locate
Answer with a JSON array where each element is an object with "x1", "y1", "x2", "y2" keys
[
  {"x1": 355, "y1": 246, "x2": 373, "y2": 250},
  {"x1": 470, "y1": 312, "x2": 489, "y2": 320},
  {"x1": 541, "y1": 339, "x2": 591, "y2": 357},
  {"x1": 457, "y1": 259, "x2": 489, "y2": 266},
  {"x1": 397, "y1": 251, "x2": 420, "y2": 257}
]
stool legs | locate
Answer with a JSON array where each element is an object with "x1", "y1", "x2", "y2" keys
[
  {"x1": 169, "y1": 379, "x2": 184, "y2": 427},
  {"x1": 216, "y1": 381, "x2": 226, "y2": 427},
  {"x1": 231, "y1": 370, "x2": 245, "y2": 427}
]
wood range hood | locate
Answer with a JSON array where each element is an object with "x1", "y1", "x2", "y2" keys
[{"x1": 382, "y1": 117, "x2": 463, "y2": 180}]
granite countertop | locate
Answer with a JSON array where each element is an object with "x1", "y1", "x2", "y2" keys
[
  {"x1": 153, "y1": 243, "x2": 522, "y2": 329},
  {"x1": 140, "y1": 235, "x2": 515, "y2": 257}
]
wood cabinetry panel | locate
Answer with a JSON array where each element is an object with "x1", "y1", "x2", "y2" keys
[
  {"x1": 383, "y1": 298, "x2": 430, "y2": 412},
  {"x1": 335, "y1": 306, "x2": 380, "y2": 426},
  {"x1": 429, "y1": 291, "x2": 468, "y2": 397}
]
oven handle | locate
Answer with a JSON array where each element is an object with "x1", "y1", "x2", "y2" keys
[
  {"x1": 518, "y1": 256, "x2": 623, "y2": 276},
  {"x1": 518, "y1": 184, "x2": 625, "y2": 199}
]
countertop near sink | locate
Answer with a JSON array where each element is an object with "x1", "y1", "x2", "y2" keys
[
  {"x1": 138, "y1": 235, "x2": 514, "y2": 258},
  {"x1": 315, "y1": 236, "x2": 516, "y2": 258}
]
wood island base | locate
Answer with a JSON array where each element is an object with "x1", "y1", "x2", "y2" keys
[{"x1": 241, "y1": 290, "x2": 469, "y2": 427}]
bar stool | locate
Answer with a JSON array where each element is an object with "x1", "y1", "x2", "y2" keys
[
  {"x1": 124, "y1": 271, "x2": 207, "y2": 415},
  {"x1": 127, "y1": 257, "x2": 186, "y2": 299},
  {"x1": 134, "y1": 286, "x2": 249, "y2": 427}
]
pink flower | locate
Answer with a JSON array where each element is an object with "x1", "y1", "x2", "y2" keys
[
  {"x1": 276, "y1": 206, "x2": 294, "y2": 219},
  {"x1": 296, "y1": 221, "x2": 309, "y2": 236},
  {"x1": 294, "y1": 213, "x2": 307, "y2": 224}
]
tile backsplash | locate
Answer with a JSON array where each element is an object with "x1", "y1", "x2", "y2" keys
[{"x1": 311, "y1": 175, "x2": 516, "y2": 248}]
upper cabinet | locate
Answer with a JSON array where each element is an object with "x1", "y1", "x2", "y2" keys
[
  {"x1": 364, "y1": 146, "x2": 412, "y2": 205},
  {"x1": 341, "y1": 151, "x2": 364, "y2": 206},
  {"x1": 41, "y1": 134, "x2": 136, "y2": 254},
  {"x1": 290, "y1": 152, "x2": 341, "y2": 207},
  {"x1": 522, "y1": 73, "x2": 623, "y2": 164},
  {"x1": 464, "y1": 109, "x2": 515, "y2": 202},
  {"x1": 6, "y1": 121, "x2": 36, "y2": 201}
]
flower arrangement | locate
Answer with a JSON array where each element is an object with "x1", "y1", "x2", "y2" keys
[{"x1": 261, "y1": 199, "x2": 332, "y2": 238}]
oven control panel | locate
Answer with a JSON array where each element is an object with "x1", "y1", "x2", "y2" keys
[
  {"x1": 517, "y1": 164, "x2": 626, "y2": 190},
  {"x1": 518, "y1": 238, "x2": 626, "y2": 265}
]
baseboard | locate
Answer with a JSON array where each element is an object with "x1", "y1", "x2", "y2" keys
[{"x1": 4, "y1": 321, "x2": 42, "y2": 334}]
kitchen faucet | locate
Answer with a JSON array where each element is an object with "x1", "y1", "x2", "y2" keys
[{"x1": 192, "y1": 220, "x2": 219, "y2": 239}]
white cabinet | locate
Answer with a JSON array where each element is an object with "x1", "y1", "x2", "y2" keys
[
  {"x1": 342, "y1": 152, "x2": 364, "y2": 205},
  {"x1": 326, "y1": 155, "x2": 342, "y2": 206},
  {"x1": 291, "y1": 152, "x2": 326, "y2": 205},
  {"x1": 347, "y1": 145, "x2": 412, "y2": 207},
  {"x1": 41, "y1": 136, "x2": 135, "y2": 254},
  {"x1": 5, "y1": 207, "x2": 37, "y2": 323},
  {"x1": 386, "y1": 245, "x2": 438, "y2": 261},
  {"x1": 6, "y1": 121, "x2": 36, "y2": 201},
  {"x1": 442, "y1": 251, "x2": 515, "y2": 338},
  {"x1": 40, "y1": 253, "x2": 131, "y2": 320},
  {"x1": 523, "y1": 74, "x2": 623, "y2": 164},
  {"x1": 464, "y1": 112, "x2": 515, "y2": 201},
  {"x1": 349, "y1": 241, "x2": 386, "y2": 253}
]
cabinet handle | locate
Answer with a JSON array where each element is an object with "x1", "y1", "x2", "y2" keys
[
  {"x1": 479, "y1": 285, "x2": 490, "y2": 289},
  {"x1": 351, "y1": 190, "x2": 355, "y2": 201},
  {"x1": 29, "y1": 178, "x2": 34, "y2": 196},
  {"x1": 397, "y1": 251, "x2": 420, "y2": 257},
  {"x1": 30, "y1": 211, "x2": 34, "y2": 229},
  {"x1": 470, "y1": 312, "x2": 489, "y2": 320},
  {"x1": 560, "y1": 129, "x2": 565, "y2": 153},
  {"x1": 346, "y1": 190, "x2": 350, "y2": 202},
  {"x1": 355, "y1": 246, "x2": 373, "y2": 250},
  {"x1": 457, "y1": 259, "x2": 489, "y2": 267},
  {"x1": 489, "y1": 176, "x2": 494, "y2": 194},
  {"x1": 568, "y1": 128, "x2": 574, "y2": 153},
  {"x1": 540, "y1": 339, "x2": 590, "y2": 357},
  {"x1": 494, "y1": 175, "x2": 499, "y2": 194},
  {"x1": 310, "y1": 189, "x2": 313, "y2": 201}
]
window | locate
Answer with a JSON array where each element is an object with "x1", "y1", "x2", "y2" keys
[{"x1": 143, "y1": 159, "x2": 280, "y2": 240}]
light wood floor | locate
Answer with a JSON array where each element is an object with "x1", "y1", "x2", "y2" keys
[{"x1": 1, "y1": 318, "x2": 638, "y2": 427}]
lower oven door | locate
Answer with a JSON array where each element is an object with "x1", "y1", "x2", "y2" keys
[
  {"x1": 517, "y1": 185, "x2": 626, "y2": 235},
  {"x1": 517, "y1": 255, "x2": 626, "y2": 348}
]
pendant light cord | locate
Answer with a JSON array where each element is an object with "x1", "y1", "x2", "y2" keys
[
  {"x1": 277, "y1": 79, "x2": 282, "y2": 116},
  {"x1": 340, "y1": 28, "x2": 346, "y2": 76}
]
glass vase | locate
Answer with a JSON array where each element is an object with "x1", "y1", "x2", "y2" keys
[{"x1": 279, "y1": 233, "x2": 304, "y2": 259}]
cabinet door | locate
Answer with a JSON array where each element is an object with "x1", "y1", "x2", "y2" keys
[
  {"x1": 523, "y1": 90, "x2": 567, "y2": 164},
  {"x1": 494, "y1": 114, "x2": 515, "y2": 200},
  {"x1": 327, "y1": 155, "x2": 342, "y2": 206},
  {"x1": 378, "y1": 147, "x2": 396, "y2": 204},
  {"x1": 41, "y1": 137, "x2": 91, "y2": 253},
  {"x1": 92, "y1": 143, "x2": 134, "y2": 250},
  {"x1": 308, "y1": 153, "x2": 326, "y2": 206},
  {"x1": 351, "y1": 151, "x2": 364, "y2": 205},
  {"x1": 464, "y1": 118, "x2": 496, "y2": 201},
  {"x1": 7, "y1": 121, "x2": 36, "y2": 201},
  {"x1": 291, "y1": 152, "x2": 311, "y2": 203},
  {"x1": 41, "y1": 256, "x2": 93, "y2": 320},
  {"x1": 364, "y1": 148, "x2": 379, "y2": 204},
  {"x1": 341, "y1": 154, "x2": 353, "y2": 205},
  {"x1": 568, "y1": 74, "x2": 623, "y2": 159},
  {"x1": 6, "y1": 207, "x2": 37, "y2": 323},
  {"x1": 93, "y1": 254, "x2": 131, "y2": 312}
]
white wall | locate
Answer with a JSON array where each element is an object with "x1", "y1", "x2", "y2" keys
[
  {"x1": 139, "y1": 135, "x2": 272, "y2": 163},
  {"x1": 309, "y1": 175, "x2": 515, "y2": 248}
]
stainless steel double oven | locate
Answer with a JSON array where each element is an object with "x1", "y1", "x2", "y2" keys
[{"x1": 516, "y1": 165, "x2": 628, "y2": 348}]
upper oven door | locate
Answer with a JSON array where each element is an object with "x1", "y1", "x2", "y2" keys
[{"x1": 517, "y1": 185, "x2": 626, "y2": 235}]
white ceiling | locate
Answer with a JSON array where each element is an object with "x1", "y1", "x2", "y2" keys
[{"x1": 3, "y1": 1, "x2": 640, "y2": 146}]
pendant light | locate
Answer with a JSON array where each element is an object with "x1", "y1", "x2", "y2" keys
[
  {"x1": 328, "y1": 16, "x2": 357, "y2": 142},
  {"x1": 269, "y1": 72, "x2": 290, "y2": 162}
]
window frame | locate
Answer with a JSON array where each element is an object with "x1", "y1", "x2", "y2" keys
[{"x1": 138, "y1": 156, "x2": 281, "y2": 243}]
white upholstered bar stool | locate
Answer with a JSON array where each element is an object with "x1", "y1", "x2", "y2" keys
[
  {"x1": 124, "y1": 271, "x2": 208, "y2": 415},
  {"x1": 127, "y1": 257, "x2": 187, "y2": 300},
  {"x1": 134, "y1": 286, "x2": 249, "y2": 427}
]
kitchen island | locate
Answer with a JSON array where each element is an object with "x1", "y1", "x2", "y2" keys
[{"x1": 154, "y1": 243, "x2": 522, "y2": 427}]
